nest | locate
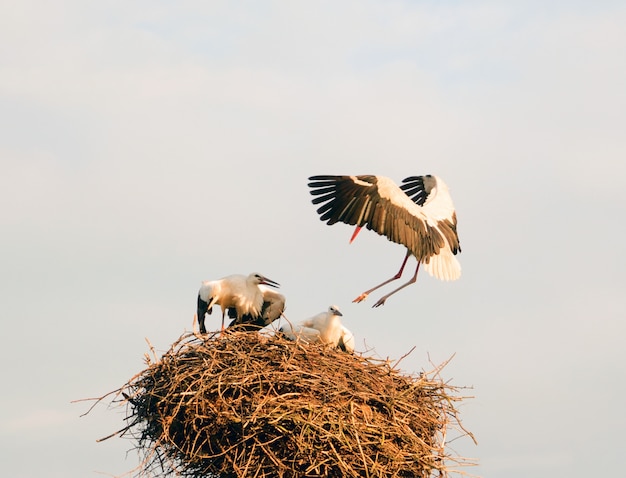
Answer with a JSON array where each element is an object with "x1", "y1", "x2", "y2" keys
[{"x1": 89, "y1": 331, "x2": 475, "y2": 477}]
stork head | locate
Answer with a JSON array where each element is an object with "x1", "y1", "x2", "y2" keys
[
  {"x1": 328, "y1": 305, "x2": 343, "y2": 317},
  {"x1": 249, "y1": 272, "x2": 280, "y2": 288}
]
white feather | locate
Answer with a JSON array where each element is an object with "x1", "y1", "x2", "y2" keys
[
  {"x1": 423, "y1": 245, "x2": 462, "y2": 281},
  {"x1": 279, "y1": 324, "x2": 321, "y2": 344}
]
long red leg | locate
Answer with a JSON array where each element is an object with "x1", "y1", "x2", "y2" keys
[
  {"x1": 350, "y1": 226, "x2": 362, "y2": 244},
  {"x1": 353, "y1": 250, "x2": 412, "y2": 303},
  {"x1": 372, "y1": 260, "x2": 421, "y2": 308}
]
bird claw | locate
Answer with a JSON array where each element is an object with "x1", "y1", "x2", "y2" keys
[
  {"x1": 352, "y1": 293, "x2": 368, "y2": 303},
  {"x1": 372, "y1": 297, "x2": 387, "y2": 308}
]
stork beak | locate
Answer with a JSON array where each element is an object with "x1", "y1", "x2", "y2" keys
[
  {"x1": 349, "y1": 226, "x2": 362, "y2": 244},
  {"x1": 336, "y1": 310, "x2": 343, "y2": 317},
  {"x1": 260, "y1": 277, "x2": 280, "y2": 288}
]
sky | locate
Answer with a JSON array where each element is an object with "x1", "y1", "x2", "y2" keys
[{"x1": 1, "y1": 1, "x2": 625, "y2": 477}]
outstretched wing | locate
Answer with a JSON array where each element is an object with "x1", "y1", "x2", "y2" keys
[{"x1": 308, "y1": 175, "x2": 461, "y2": 280}]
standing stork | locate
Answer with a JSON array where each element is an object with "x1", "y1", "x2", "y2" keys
[
  {"x1": 196, "y1": 272, "x2": 281, "y2": 334},
  {"x1": 308, "y1": 175, "x2": 461, "y2": 307}
]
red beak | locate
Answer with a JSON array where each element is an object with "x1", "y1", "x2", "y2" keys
[{"x1": 349, "y1": 226, "x2": 362, "y2": 244}]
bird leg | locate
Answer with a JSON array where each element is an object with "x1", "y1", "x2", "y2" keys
[
  {"x1": 349, "y1": 226, "x2": 363, "y2": 244},
  {"x1": 372, "y1": 260, "x2": 421, "y2": 308},
  {"x1": 353, "y1": 250, "x2": 412, "y2": 303}
]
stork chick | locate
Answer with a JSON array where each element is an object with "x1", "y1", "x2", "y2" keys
[{"x1": 279, "y1": 305, "x2": 354, "y2": 353}]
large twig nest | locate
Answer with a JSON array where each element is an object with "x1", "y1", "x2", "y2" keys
[{"x1": 94, "y1": 331, "x2": 475, "y2": 477}]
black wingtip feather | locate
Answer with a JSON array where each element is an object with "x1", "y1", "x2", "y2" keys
[
  {"x1": 315, "y1": 201, "x2": 335, "y2": 215},
  {"x1": 312, "y1": 194, "x2": 335, "y2": 205},
  {"x1": 309, "y1": 186, "x2": 337, "y2": 196},
  {"x1": 309, "y1": 175, "x2": 338, "y2": 180}
]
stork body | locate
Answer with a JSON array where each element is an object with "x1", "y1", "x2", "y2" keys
[
  {"x1": 279, "y1": 324, "x2": 321, "y2": 344},
  {"x1": 299, "y1": 305, "x2": 345, "y2": 346},
  {"x1": 337, "y1": 325, "x2": 355, "y2": 354},
  {"x1": 308, "y1": 175, "x2": 461, "y2": 306},
  {"x1": 196, "y1": 273, "x2": 280, "y2": 333},
  {"x1": 280, "y1": 305, "x2": 354, "y2": 353},
  {"x1": 228, "y1": 285, "x2": 286, "y2": 331}
]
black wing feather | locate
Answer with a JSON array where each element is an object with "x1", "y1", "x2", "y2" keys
[
  {"x1": 400, "y1": 175, "x2": 432, "y2": 206},
  {"x1": 308, "y1": 175, "x2": 449, "y2": 261}
]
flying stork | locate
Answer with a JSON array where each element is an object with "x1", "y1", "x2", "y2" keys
[
  {"x1": 279, "y1": 305, "x2": 354, "y2": 353},
  {"x1": 196, "y1": 272, "x2": 282, "y2": 333},
  {"x1": 308, "y1": 175, "x2": 461, "y2": 307}
]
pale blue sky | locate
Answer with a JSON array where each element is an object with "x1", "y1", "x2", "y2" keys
[{"x1": 1, "y1": 1, "x2": 625, "y2": 477}]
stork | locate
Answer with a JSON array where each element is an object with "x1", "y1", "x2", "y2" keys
[
  {"x1": 196, "y1": 272, "x2": 281, "y2": 334},
  {"x1": 299, "y1": 305, "x2": 345, "y2": 345},
  {"x1": 279, "y1": 305, "x2": 354, "y2": 353},
  {"x1": 308, "y1": 175, "x2": 461, "y2": 307}
]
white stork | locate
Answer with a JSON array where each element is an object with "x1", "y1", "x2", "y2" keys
[
  {"x1": 279, "y1": 305, "x2": 354, "y2": 353},
  {"x1": 299, "y1": 305, "x2": 345, "y2": 345},
  {"x1": 308, "y1": 175, "x2": 461, "y2": 307},
  {"x1": 196, "y1": 272, "x2": 282, "y2": 333}
]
